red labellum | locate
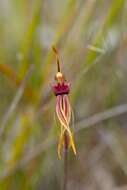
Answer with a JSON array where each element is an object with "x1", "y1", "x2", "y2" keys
[{"x1": 52, "y1": 82, "x2": 70, "y2": 96}]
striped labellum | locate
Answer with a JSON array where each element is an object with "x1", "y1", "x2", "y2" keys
[{"x1": 51, "y1": 46, "x2": 76, "y2": 159}]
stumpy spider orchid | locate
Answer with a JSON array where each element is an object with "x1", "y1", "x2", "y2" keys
[{"x1": 51, "y1": 46, "x2": 76, "y2": 159}]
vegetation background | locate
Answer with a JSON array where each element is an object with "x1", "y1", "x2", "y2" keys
[{"x1": 0, "y1": 0, "x2": 127, "y2": 189}]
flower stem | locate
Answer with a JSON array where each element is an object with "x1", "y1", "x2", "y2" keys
[{"x1": 63, "y1": 132, "x2": 68, "y2": 190}]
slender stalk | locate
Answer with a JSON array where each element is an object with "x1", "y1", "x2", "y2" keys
[
  {"x1": 63, "y1": 132, "x2": 68, "y2": 190},
  {"x1": 61, "y1": 94, "x2": 69, "y2": 190},
  {"x1": 52, "y1": 46, "x2": 61, "y2": 72}
]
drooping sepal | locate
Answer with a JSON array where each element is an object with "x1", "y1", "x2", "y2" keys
[{"x1": 56, "y1": 95, "x2": 76, "y2": 159}]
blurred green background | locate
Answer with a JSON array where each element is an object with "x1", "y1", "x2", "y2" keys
[{"x1": 0, "y1": 0, "x2": 127, "y2": 189}]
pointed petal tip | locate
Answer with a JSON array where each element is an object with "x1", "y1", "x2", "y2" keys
[{"x1": 52, "y1": 45, "x2": 58, "y2": 55}]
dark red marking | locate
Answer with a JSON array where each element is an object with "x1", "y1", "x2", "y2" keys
[{"x1": 52, "y1": 82, "x2": 70, "y2": 96}]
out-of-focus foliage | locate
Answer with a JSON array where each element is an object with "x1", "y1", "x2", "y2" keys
[{"x1": 0, "y1": 0, "x2": 127, "y2": 189}]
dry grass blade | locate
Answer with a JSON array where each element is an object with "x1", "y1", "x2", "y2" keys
[
  {"x1": 0, "y1": 64, "x2": 34, "y2": 137},
  {"x1": 76, "y1": 103, "x2": 127, "y2": 131}
]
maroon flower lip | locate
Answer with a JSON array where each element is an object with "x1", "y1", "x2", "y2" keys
[{"x1": 52, "y1": 82, "x2": 70, "y2": 96}]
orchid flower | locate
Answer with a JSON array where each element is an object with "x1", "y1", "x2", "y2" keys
[{"x1": 51, "y1": 46, "x2": 76, "y2": 159}]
